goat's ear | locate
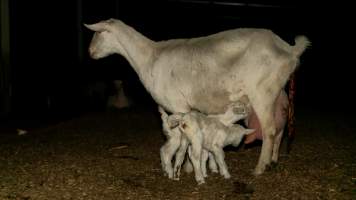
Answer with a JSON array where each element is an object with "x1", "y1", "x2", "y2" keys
[
  {"x1": 84, "y1": 22, "x2": 109, "y2": 32},
  {"x1": 244, "y1": 129, "x2": 255, "y2": 135}
]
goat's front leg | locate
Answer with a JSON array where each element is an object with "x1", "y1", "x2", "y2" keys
[{"x1": 200, "y1": 149, "x2": 209, "y2": 177}]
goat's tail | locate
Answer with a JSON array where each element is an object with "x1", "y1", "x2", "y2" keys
[{"x1": 292, "y1": 35, "x2": 311, "y2": 57}]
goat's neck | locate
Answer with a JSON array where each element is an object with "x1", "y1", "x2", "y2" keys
[{"x1": 113, "y1": 21, "x2": 156, "y2": 78}]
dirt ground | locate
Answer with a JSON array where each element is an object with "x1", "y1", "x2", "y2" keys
[{"x1": 0, "y1": 107, "x2": 355, "y2": 200}]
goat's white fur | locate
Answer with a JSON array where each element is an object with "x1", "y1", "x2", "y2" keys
[{"x1": 85, "y1": 18, "x2": 309, "y2": 175}]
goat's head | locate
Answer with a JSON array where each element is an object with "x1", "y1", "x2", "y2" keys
[
  {"x1": 231, "y1": 126, "x2": 255, "y2": 147},
  {"x1": 84, "y1": 19, "x2": 121, "y2": 59}
]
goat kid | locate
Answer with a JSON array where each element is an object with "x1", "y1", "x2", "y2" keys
[
  {"x1": 159, "y1": 101, "x2": 249, "y2": 179},
  {"x1": 159, "y1": 104, "x2": 253, "y2": 184}
]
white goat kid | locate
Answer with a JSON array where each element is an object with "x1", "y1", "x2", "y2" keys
[
  {"x1": 160, "y1": 105, "x2": 253, "y2": 184},
  {"x1": 85, "y1": 19, "x2": 309, "y2": 175},
  {"x1": 158, "y1": 106, "x2": 183, "y2": 179},
  {"x1": 178, "y1": 110, "x2": 253, "y2": 184},
  {"x1": 158, "y1": 102, "x2": 248, "y2": 180}
]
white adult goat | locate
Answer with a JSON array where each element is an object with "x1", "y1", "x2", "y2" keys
[{"x1": 85, "y1": 18, "x2": 310, "y2": 175}]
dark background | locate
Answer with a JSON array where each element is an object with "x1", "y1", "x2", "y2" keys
[{"x1": 0, "y1": 0, "x2": 354, "y2": 122}]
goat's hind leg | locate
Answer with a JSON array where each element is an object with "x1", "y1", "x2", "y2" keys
[
  {"x1": 211, "y1": 146, "x2": 231, "y2": 179},
  {"x1": 208, "y1": 152, "x2": 218, "y2": 173},
  {"x1": 187, "y1": 143, "x2": 205, "y2": 184},
  {"x1": 272, "y1": 129, "x2": 284, "y2": 163},
  {"x1": 160, "y1": 133, "x2": 181, "y2": 179},
  {"x1": 173, "y1": 137, "x2": 189, "y2": 180},
  {"x1": 249, "y1": 94, "x2": 276, "y2": 175}
]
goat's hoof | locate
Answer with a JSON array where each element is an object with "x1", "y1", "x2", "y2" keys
[
  {"x1": 253, "y1": 167, "x2": 265, "y2": 176},
  {"x1": 197, "y1": 179, "x2": 205, "y2": 185},
  {"x1": 223, "y1": 174, "x2": 231, "y2": 179},
  {"x1": 173, "y1": 175, "x2": 179, "y2": 180},
  {"x1": 264, "y1": 162, "x2": 278, "y2": 172},
  {"x1": 265, "y1": 164, "x2": 272, "y2": 172}
]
